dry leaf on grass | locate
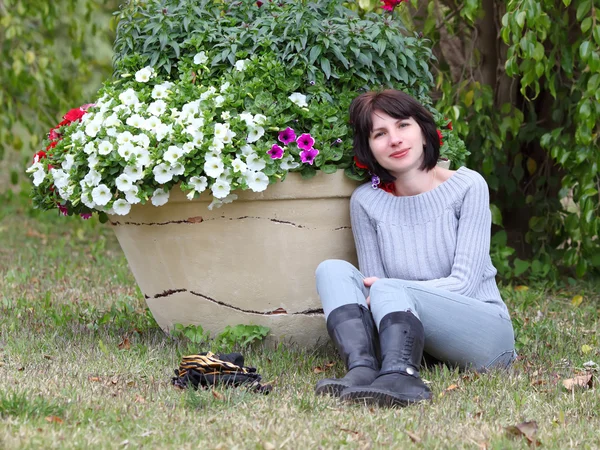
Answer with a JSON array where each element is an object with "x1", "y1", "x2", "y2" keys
[
  {"x1": 405, "y1": 430, "x2": 422, "y2": 443},
  {"x1": 562, "y1": 373, "x2": 593, "y2": 390},
  {"x1": 118, "y1": 337, "x2": 131, "y2": 350},
  {"x1": 514, "y1": 285, "x2": 529, "y2": 292},
  {"x1": 45, "y1": 416, "x2": 63, "y2": 424},
  {"x1": 505, "y1": 420, "x2": 541, "y2": 447},
  {"x1": 88, "y1": 376, "x2": 102, "y2": 382},
  {"x1": 212, "y1": 389, "x2": 224, "y2": 400},
  {"x1": 134, "y1": 395, "x2": 146, "y2": 404},
  {"x1": 571, "y1": 295, "x2": 583, "y2": 307},
  {"x1": 313, "y1": 361, "x2": 335, "y2": 373},
  {"x1": 439, "y1": 383, "x2": 459, "y2": 397}
]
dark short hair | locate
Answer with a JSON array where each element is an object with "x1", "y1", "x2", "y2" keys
[{"x1": 349, "y1": 89, "x2": 440, "y2": 183}]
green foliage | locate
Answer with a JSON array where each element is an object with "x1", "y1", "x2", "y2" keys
[
  {"x1": 28, "y1": 0, "x2": 468, "y2": 217},
  {"x1": 171, "y1": 323, "x2": 210, "y2": 344},
  {"x1": 0, "y1": 391, "x2": 66, "y2": 420},
  {"x1": 0, "y1": 0, "x2": 116, "y2": 167},
  {"x1": 214, "y1": 324, "x2": 270, "y2": 349},
  {"x1": 408, "y1": 0, "x2": 600, "y2": 280}
]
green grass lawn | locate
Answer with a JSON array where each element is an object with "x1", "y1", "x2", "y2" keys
[{"x1": 1, "y1": 189, "x2": 599, "y2": 449}]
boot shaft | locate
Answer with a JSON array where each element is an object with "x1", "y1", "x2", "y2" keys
[
  {"x1": 378, "y1": 311, "x2": 425, "y2": 376},
  {"x1": 327, "y1": 304, "x2": 379, "y2": 371}
]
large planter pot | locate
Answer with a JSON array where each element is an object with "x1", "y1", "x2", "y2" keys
[{"x1": 108, "y1": 171, "x2": 360, "y2": 347}]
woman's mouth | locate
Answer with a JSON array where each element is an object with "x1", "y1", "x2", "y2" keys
[{"x1": 389, "y1": 149, "x2": 409, "y2": 159}]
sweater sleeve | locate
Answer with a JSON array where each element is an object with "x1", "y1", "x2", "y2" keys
[
  {"x1": 350, "y1": 189, "x2": 388, "y2": 278},
  {"x1": 415, "y1": 174, "x2": 493, "y2": 297}
]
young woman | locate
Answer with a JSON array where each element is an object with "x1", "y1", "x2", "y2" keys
[{"x1": 314, "y1": 90, "x2": 516, "y2": 407}]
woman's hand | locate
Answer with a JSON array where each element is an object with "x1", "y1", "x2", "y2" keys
[{"x1": 363, "y1": 277, "x2": 379, "y2": 306}]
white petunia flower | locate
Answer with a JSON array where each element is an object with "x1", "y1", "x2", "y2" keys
[
  {"x1": 103, "y1": 112, "x2": 121, "y2": 127},
  {"x1": 164, "y1": 145, "x2": 183, "y2": 164},
  {"x1": 81, "y1": 190, "x2": 96, "y2": 209},
  {"x1": 133, "y1": 133, "x2": 150, "y2": 149},
  {"x1": 29, "y1": 163, "x2": 46, "y2": 186},
  {"x1": 239, "y1": 112, "x2": 254, "y2": 126},
  {"x1": 246, "y1": 171, "x2": 269, "y2": 192},
  {"x1": 83, "y1": 142, "x2": 96, "y2": 155},
  {"x1": 186, "y1": 191, "x2": 196, "y2": 201},
  {"x1": 91, "y1": 184, "x2": 111, "y2": 206},
  {"x1": 169, "y1": 162, "x2": 185, "y2": 176},
  {"x1": 112, "y1": 198, "x2": 132, "y2": 215},
  {"x1": 280, "y1": 155, "x2": 301, "y2": 170},
  {"x1": 182, "y1": 142, "x2": 195, "y2": 154},
  {"x1": 126, "y1": 114, "x2": 145, "y2": 128},
  {"x1": 211, "y1": 179, "x2": 231, "y2": 199},
  {"x1": 118, "y1": 142, "x2": 135, "y2": 161},
  {"x1": 87, "y1": 153, "x2": 99, "y2": 168},
  {"x1": 119, "y1": 88, "x2": 140, "y2": 106},
  {"x1": 214, "y1": 95, "x2": 225, "y2": 107},
  {"x1": 134, "y1": 147, "x2": 151, "y2": 167},
  {"x1": 85, "y1": 119, "x2": 102, "y2": 138},
  {"x1": 106, "y1": 127, "x2": 118, "y2": 137},
  {"x1": 135, "y1": 66, "x2": 155, "y2": 83},
  {"x1": 288, "y1": 92, "x2": 308, "y2": 107},
  {"x1": 82, "y1": 169, "x2": 102, "y2": 187},
  {"x1": 61, "y1": 155, "x2": 75, "y2": 172},
  {"x1": 181, "y1": 100, "x2": 201, "y2": 117},
  {"x1": 246, "y1": 152, "x2": 266, "y2": 171},
  {"x1": 232, "y1": 157, "x2": 247, "y2": 173},
  {"x1": 112, "y1": 104, "x2": 132, "y2": 116},
  {"x1": 193, "y1": 51, "x2": 208, "y2": 65},
  {"x1": 117, "y1": 131, "x2": 134, "y2": 146},
  {"x1": 115, "y1": 173, "x2": 133, "y2": 192},
  {"x1": 234, "y1": 59, "x2": 249, "y2": 71},
  {"x1": 207, "y1": 193, "x2": 238, "y2": 210},
  {"x1": 151, "y1": 81, "x2": 173, "y2": 100},
  {"x1": 191, "y1": 132, "x2": 205, "y2": 147},
  {"x1": 125, "y1": 186, "x2": 141, "y2": 204},
  {"x1": 246, "y1": 126, "x2": 265, "y2": 143},
  {"x1": 143, "y1": 116, "x2": 162, "y2": 132},
  {"x1": 151, "y1": 188, "x2": 169, "y2": 206},
  {"x1": 218, "y1": 167, "x2": 233, "y2": 183},
  {"x1": 147, "y1": 100, "x2": 167, "y2": 117},
  {"x1": 155, "y1": 123, "x2": 173, "y2": 141},
  {"x1": 153, "y1": 163, "x2": 173, "y2": 184},
  {"x1": 58, "y1": 184, "x2": 74, "y2": 201},
  {"x1": 98, "y1": 140, "x2": 113, "y2": 155},
  {"x1": 253, "y1": 114, "x2": 266, "y2": 125},
  {"x1": 203, "y1": 155, "x2": 224, "y2": 178},
  {"x1": 221, "y1": 111, "x2": 231, "y2": 121},
  {"x1": 209, "y1": 140, "x2": 225, "y2": 154},
  {"x1": 189, "y1": 175, "x2": 208, "y2": 193},
  {"x1": 200, "y1": 86, "x2": 216, "y2": 101},
  {"x1": 71, "y1": 130, "x2": 86, "y2": 144},
  {"x1": 50, "y1": 168, "x2": 69, "y2": 189},
  {"x1": 124, "y1": 164, "x2": 144, "y2": 181},
  {"x1": 240, "y1": 144, "x2": 254, "y2": 156}
]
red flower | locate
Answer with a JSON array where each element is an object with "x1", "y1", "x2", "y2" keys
[
  {"x1": 63, "y1": 107, "x2": 86, "y2": 122},
  {"x1": 354, "y1": 156, "x2": 369, "y2": 170},
  {"x1": 447, "y1": 121, "x2": 453, "y2": 131},
  {"x1": 46, "y1": 141, "x2": 58, "y2": 152},
  {"x1": 437, "y1": 129, "x2": 443, "y2": 146},
  {"x1": 381, "y1": 0, "x2": 405, "y2": 11},
  {"x1": 49, "y1": 126, "x2": 61, "y2": 141},
  {"x1": 33, "y1": 150, "x2": 47, "y2": 163},
  {"x1": 58, "y1": 119, "x2": 70, "y2": 127},
  {"x1": 256, "y1": 1, "x2": 263, "y2": 5}
]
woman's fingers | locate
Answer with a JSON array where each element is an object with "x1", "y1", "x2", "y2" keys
[{"x1": 363, "y1": 276, "x2": 379, "y2": 287}]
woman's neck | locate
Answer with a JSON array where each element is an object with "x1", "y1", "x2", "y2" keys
[{"x1": 392, "y1": 168, "x2": 437, "y2": 197}]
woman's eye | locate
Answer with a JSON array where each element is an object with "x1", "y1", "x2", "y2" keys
[{"x1": 374, "y1": 131, "x2": 384, "y2": 138}]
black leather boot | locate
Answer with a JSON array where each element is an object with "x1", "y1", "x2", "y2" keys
[
  {"x1": 340, "y1": 311, "x2": 432, "y2": 407},
  {"x1": 315, "y1": 304, "x2": 379, "y2": 397}
]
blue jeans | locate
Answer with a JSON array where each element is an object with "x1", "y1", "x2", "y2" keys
[{"x1": 316, "y1": 259, "x2": 516, "y2": 371}]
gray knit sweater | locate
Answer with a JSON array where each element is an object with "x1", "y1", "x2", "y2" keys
[{"x1": 350, "y1": 166, "x2": 508, "y2": 313}]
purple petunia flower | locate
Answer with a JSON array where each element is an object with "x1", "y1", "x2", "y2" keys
[
  {"x1": 278, "y1": 127, "x2": 296, "y2": 145},
  {"x1": 80, "y1": 213, "x2": 92, "y2": 220},
  {"x1": 300, "y1": 148, "x2": 319, "y2": 165},
  {"x1": 268, "y1": 144, "x2": 284, "y2": 159},
  {"x1": 296, "y1": 133, "x2": 315, "y2": 151},
  {"x1": 58, "y1": 204, "x2": 69, "y2": 216}
]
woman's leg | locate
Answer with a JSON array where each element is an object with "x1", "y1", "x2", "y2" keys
[
  {"x1": 314, "y1": 260, "x2": 379, "y2": 396},
  {"x1": 315, "y1": 259, "x2": 370, "y2": 318},
  {"x1": 368, "y1": 278, "x2": 515, "y2": 371}
]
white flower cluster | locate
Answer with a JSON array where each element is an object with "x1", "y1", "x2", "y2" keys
[{"x1": 33, "y1": 67, "x2": 310, "y2": 215}]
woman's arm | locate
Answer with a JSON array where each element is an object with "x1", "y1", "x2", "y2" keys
[{"x1": 350, "y1": 189, "x2": 388, "y2": 279}]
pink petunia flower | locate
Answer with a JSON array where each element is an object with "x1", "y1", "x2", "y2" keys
[
  {"x1": 296, "y1": 133, "x2": 315, "y2": 151},
  {"x1": 278, "y1": 127, "x2": 296, "y2": 145},
  {"x1": 80, "y1": 213, "x2": 92, "y2": 220},
  {"x1": 268, "y1": 144, "x2": 284, "y2": 159},
  {"x1": 381, "y1": 0, "x2": 405, "y2": 11},
  {"x1": 58, "y1": 204, "x2": 69, "y2": 216},
  {"x1": 300, "y1": 148, "x2": 319, "y2": 165}
]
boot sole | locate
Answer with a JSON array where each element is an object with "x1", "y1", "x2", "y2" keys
[
  {"x1": 315, "y1": 380, "x2": 350, "y2": 397},
  {"x1": 340, "y1": 387, "x2": 432, "y2": 407}
]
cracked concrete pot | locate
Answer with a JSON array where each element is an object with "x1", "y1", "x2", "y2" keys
[{"x1": 108, "y1": 170, "x2": 360, "y2": 347}]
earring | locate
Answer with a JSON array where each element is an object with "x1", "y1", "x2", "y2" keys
[{"x1": 371, "y1": 173, "x2": 380, "y2": 189}]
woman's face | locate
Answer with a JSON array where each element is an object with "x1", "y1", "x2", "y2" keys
[{"x1": 368, "y1": 110, "x2": 426, "y2": 176}]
